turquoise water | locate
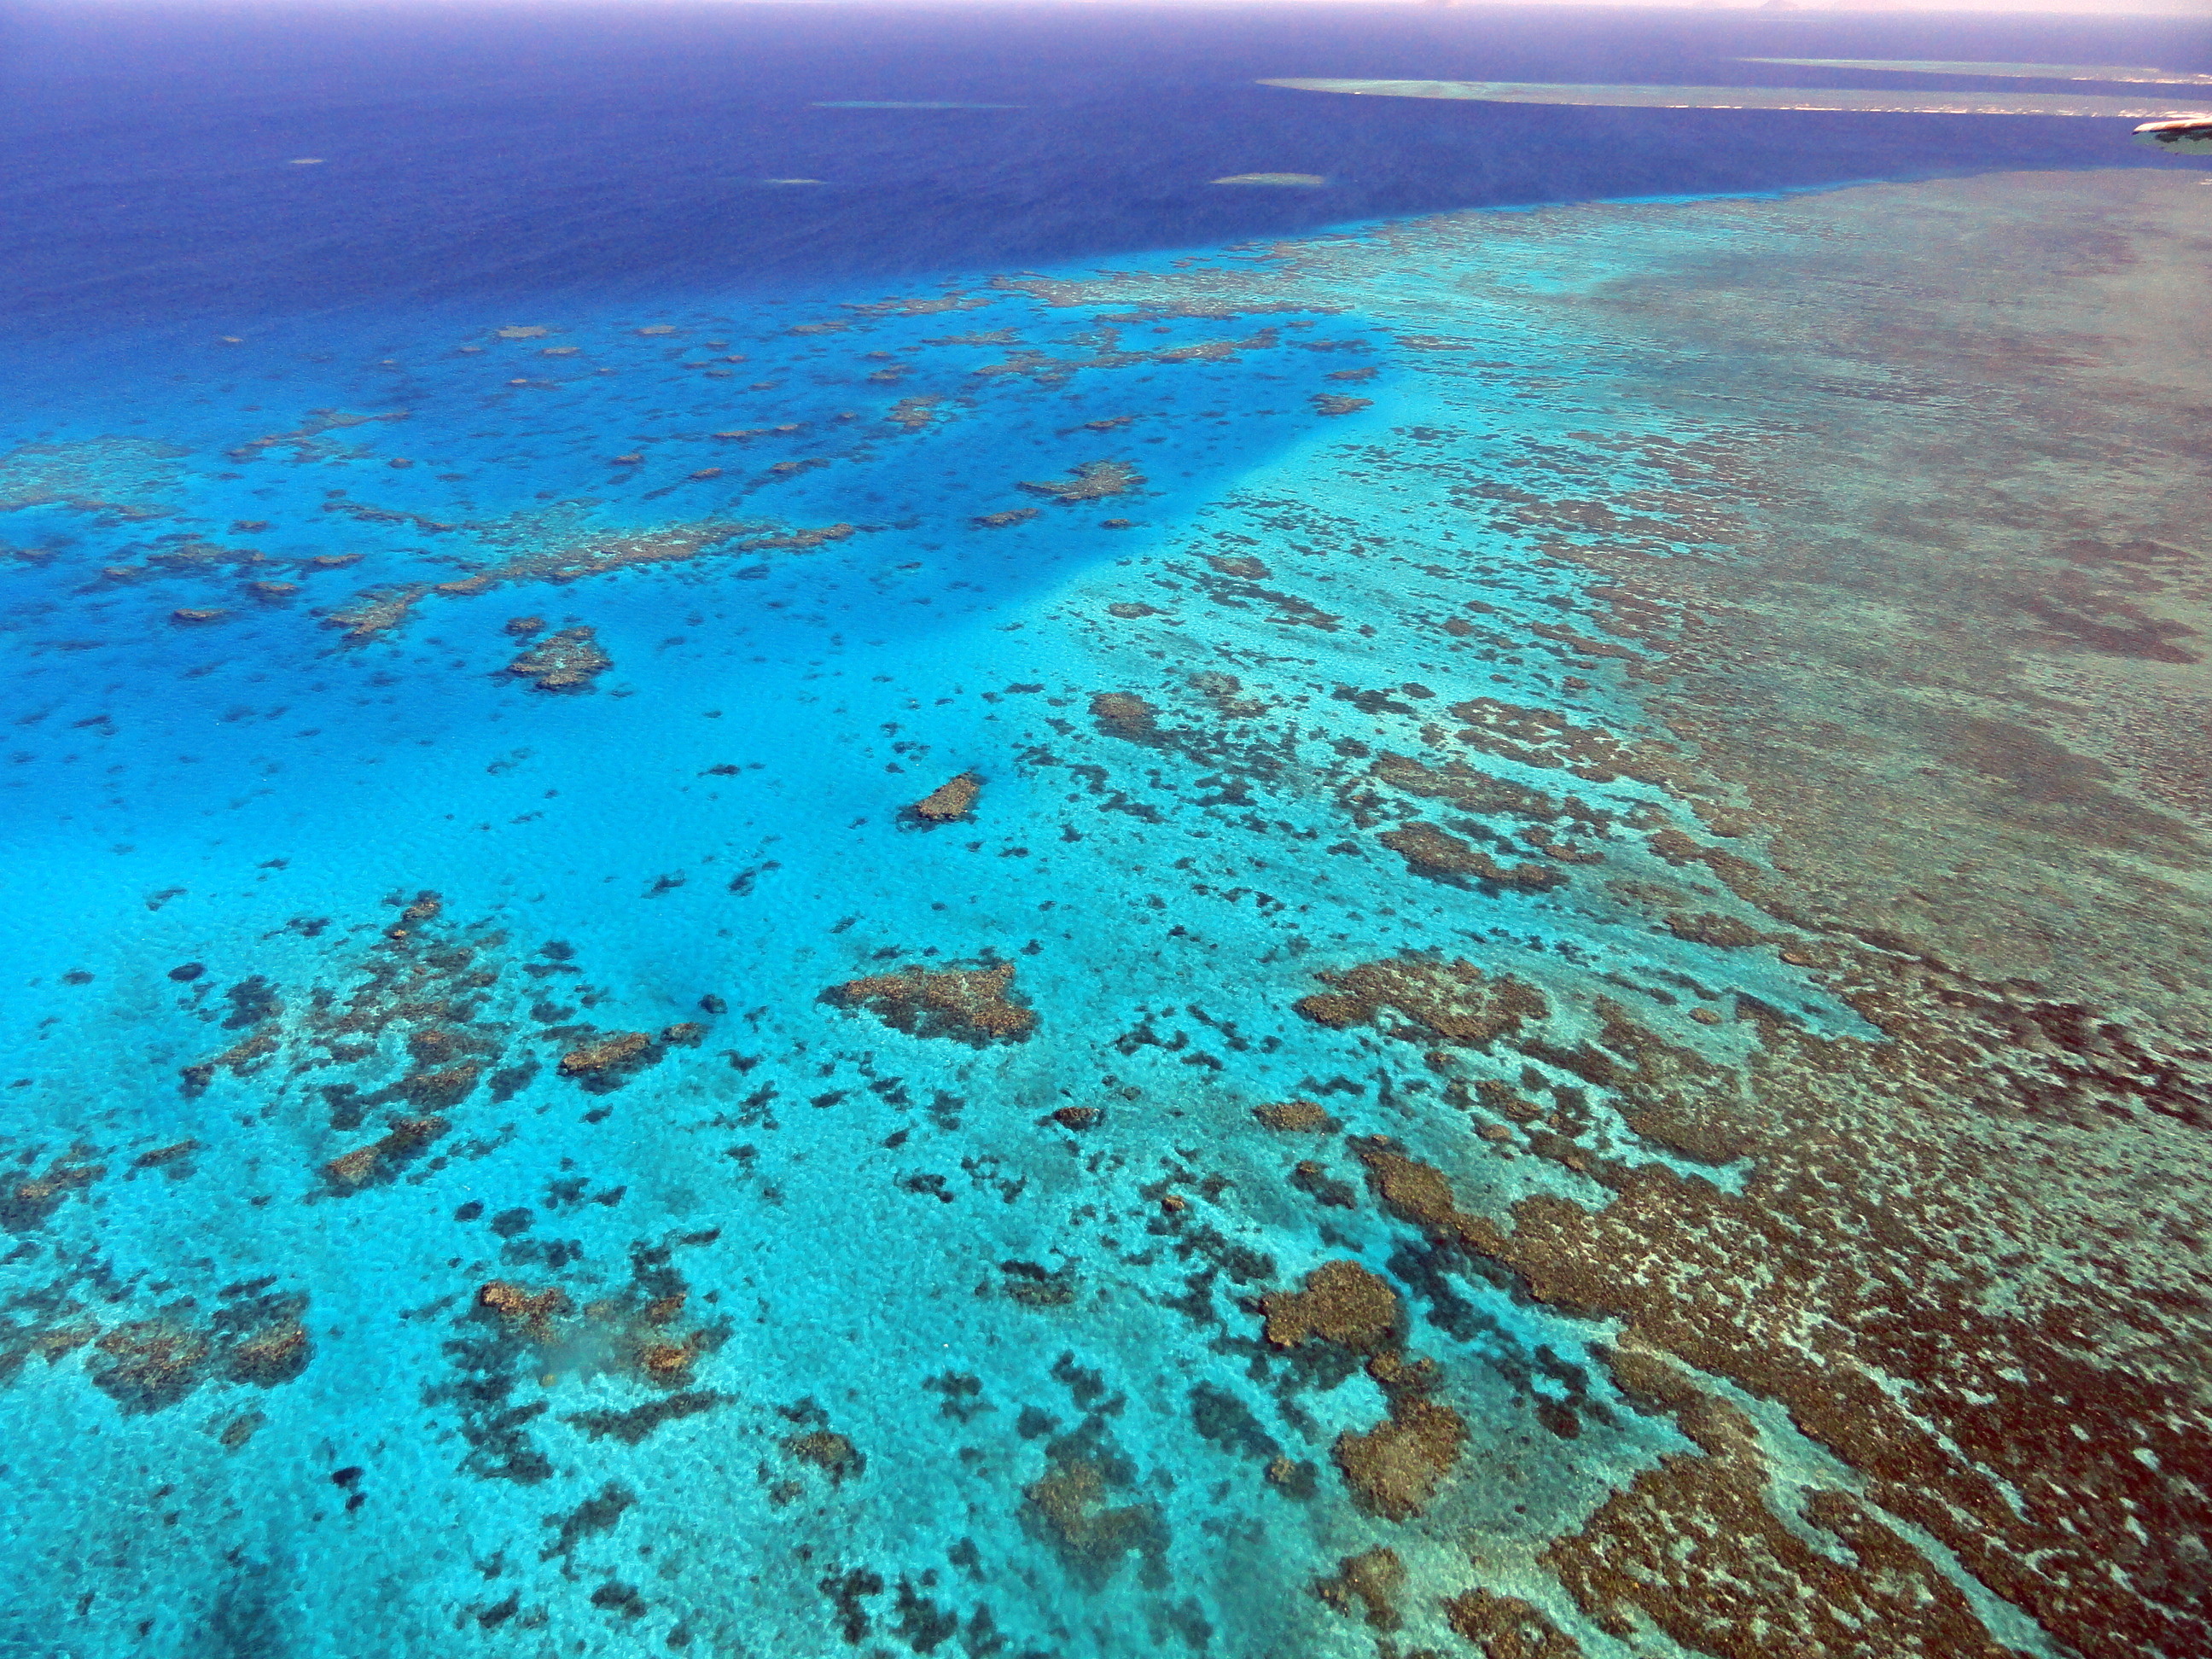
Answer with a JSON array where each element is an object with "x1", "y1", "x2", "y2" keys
[{"x1": 0, "y1": 215, "x2": 1874, "y2": 1654}]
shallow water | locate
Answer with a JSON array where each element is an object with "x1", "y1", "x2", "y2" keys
[{"x1": 3, "y1": 7, "x2": 2210, "y2": 1659}]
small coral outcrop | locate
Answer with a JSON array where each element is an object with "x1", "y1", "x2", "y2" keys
[
  {"x1": 1089, "y1": 691, "x2": 1159, "y2": 742},
  {"x1": 507, "y1": 626, "x2": 612, "y2": 691},
  {"x1": 824, "y1": 961, "x2": 1036, "y2": 1045},
  {"x1": 1260, "y1": 1260, "x2": 1401, "y2": 1353},
  {"x1": 1018, "y1": 460, "x2": 1143, "y2": 503},
  {"x1": 558, "y1": 1032, "x2": 654, "y2": 1076},
  {"x1": 1379, "y1": 823, "x2": 1562, "y2": 890},
  {"x1": 908, "y1": 771, "x2": 982, "y2": 824},
  {"x1": 1294, "y1": 956, "x2": 1547, "y2": 1047}
]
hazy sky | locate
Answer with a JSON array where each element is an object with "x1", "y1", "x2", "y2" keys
[{"x1": 35, "y1": 0, "x2": 2212, "y2": 12}]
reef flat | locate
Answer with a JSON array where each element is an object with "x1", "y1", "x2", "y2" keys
[
  {"x1": 1260, "y1": 78, "x2": 2212, "y2": 119},
  {"x1": 1, "y1": 167, "x2": 2207, "y2": 1659},
  {"x1": 1735, "y1": 58, "x2": 2212, "y2": 85}
]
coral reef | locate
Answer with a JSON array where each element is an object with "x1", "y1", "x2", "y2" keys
[
  {"x1": 885, "y1": 396, "x2": 943, "y2": 431},
  {"x1": 907, "y1": 771, "x2": 982, "y2": 824},
  {"x1": 324, "y1": 1115, "x2": 450, "y2": 1189},
  {"x1": 1017, "y1": 460, "x2": 1143, "y2": 503},
  {"x1": 1088, "y1": 691, "x2": 1159, "y2": 742},
  {"x1": 1293, "y1": 957, "x2": 1548, "y2": 1046},
  {"x1": 1021, "y1": 1450, "x2": 1168, "y2": 1591},
  {"x1": 506, "y1": 627, "x2": 613, "y2": 691},
  {"x1": 556, "y1": 1031, "x2": 655, "y2": 1076},
  {"x1": 1253, "y1": 1099, "x2": 1336, "y2": 1132},
  {"x1": 477, "y1": 1280, "x2": 573, "y2": 1341},
  {"x1": 1312, "y1": 1548, "x2": 1406, "y2": 1630},
  {"x1": 1260, "y1": 1260, "x2": 1400, "y2": 1353},
  {"x1": 329, "y1": 517, "x2": 854, "y2": 641},
  {"x1": 785, "y1": 1429, "x2": 864, "y2": 1484},
  {"x1": 1332, "y1": 1388, "x2": 1467, "y2": 1523},
  {"x1": 1377, "y1": 823, "x2": 1563, "y2": 890},
  {"x1": 824, "y1": 962, "x2": 1036, "y2": 1045},
  {"x1": 1443, "y1": 1590, "x2": 1586, "y2": 1659}
]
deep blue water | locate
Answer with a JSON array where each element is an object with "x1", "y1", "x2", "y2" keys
[{"x1": 7, "y1": 2, "x2": 2209, "y2": 333}]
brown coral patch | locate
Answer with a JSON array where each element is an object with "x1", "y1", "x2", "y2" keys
[
  {"x1": 908, "y1": 771, "x2": 982, "y2": 824},
  {"x1": 1089, "y1": 691, "x2": 1159, "y2": 742},
  {"x1": 1349, "y1": 977, "x2": 2212, "y2": 1659},
  {"x1": 3, "y1": 1153, "x2": 104, "y2": 1231},
  {"x1": 1022, "y1": 1453, "x2": 1167, "y2": 1589},
  {"x1": 224, "y1": 1319, "x2": 311, "y2": 1386},
  {"x1": 1254, "y1": 1098, "x2": 1337, "y2": 1132},
  {"x1": 562, "y1": 1390, "x2": 728, "y2": 1445},
  {"x1": 1662, "y1": 911, "x2": 1765, "y2": 948},
  {"x1": 885, "y1": 395, "x2": 942, "y2": 431},
  {"x1": 88, "y1": 1320, "x2": 212, "y2": 1414},
  {"x1": 1333, "y1": 1394, "x2": 1467, "y2": 1522},
  {"x1": 1378, "y1": 823, "x2": 1563, "y2": 890},
  {"x1": 824, "y1": 961, "x2": 1036, "y2": 1046},
  {"x1": 1312, "y1": 1547, "x2": 1405, "y2": 1629},
  {"x1": 557, "y1": 1031, "x2": 654, "y2": 1076},
  {"x1": 1542, "y1": 1349, "x2": 2020, "y2": 1658},
  {"x1": 1442, "y1": 1589, "x2": 1586, "y2": 1659},
  {"x1": 785, "y1": 1429, "x2": 864, "y2": 1484},
  {"x1": 507, "y1": 626, "x2": 612, "y2": 692},
  {"x1": 1018, "y1": 459, "x2": 1143, "y2": 503},
  {"x1": 324, "y1": 1115, "x2": 450, "y2": 1190},
  {"x1": 1292, "y1": 956, "x2": 1548, "y2": 1048},
  {"x1": 1260, "y1": 1260, "x2": 1401, "y2": 1353},
  {"x1": 477, "y1": 1279, "x2": 573, "y2": 1341},
  {"x1": 328, "y1": 518, "x2": 849, "y2": 641}
]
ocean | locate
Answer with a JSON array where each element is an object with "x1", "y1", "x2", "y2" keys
[{"x1": 3, "y1": 5, "x2": 2209, "y2": 1657}]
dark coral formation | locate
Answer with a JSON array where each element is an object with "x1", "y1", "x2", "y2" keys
[
  {"x1": 1253, "y1": 1099, "x2": 1337, "y2": 1132},
  {"x1": 1293, "y1": 956, "x2": 1547, "y2": 1047},
  {"x1": 1088, "y1": 691, "x2": 1159, "y2": 742},
  {"x1": 1543, "y1": 1348, "x2": 2023, "y2": 1657},
  {"x1": 1017, "y1": 459, "x2": 1143, "y2": 503},
  {"x1": 75, "y1": 1284, "x2": 313, "y2": 1416},
  {"x1": 556, "y1": 1032, "x2": 653, "y2": 1077},
  {"x1": 3, "y1": 1151, "x2": 104, "y2": 1231},
  {"x1": 87, "y1": 1320, "x2": 211, "y2": 1414},
  {"x1": 1331, "y1": 1383, "x2": 1467, "y2": 1523},
  {"x1": 1260, "y1": 1260, "x2": 1400, "y2": 1353},
  {"x1": 1021, "y1": 1451, "x2": 1168, "y2": 1591},
  {"x1": 907, "y1": 771, "x2": 982, "y2": 824},
  {"x1": 562, "y1": 1390, "x2": 728, "y2": 1446},
  {"x1": 1378, "y1": 822, "x2": 1563, "y2": 890},
  {"x1": 1312, "y1": 1547, "x2": 1405, "y2": 1630},
  {"x1": 507, "y1": 626, "x2": 613, "y2": 691},
  {"x1": 785, "y1": 1429, "x2": 865, "y2": 1485},
  {"x1": 1444, "y1": 1589, "x2": 1586, "y2": 1658},
  {"x1": 478, "y1": 1279, "x2": 573, "y2": 1340},
  {"x1": 324, "y1": 1115, "x2": 449, "y2": 1190},
  {"x1": 824, "y1": 962, "x2": 1036, "y2": 1045},
  {"x1": 328, "y1": 519, "x2": 854, "y2": 641}
]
